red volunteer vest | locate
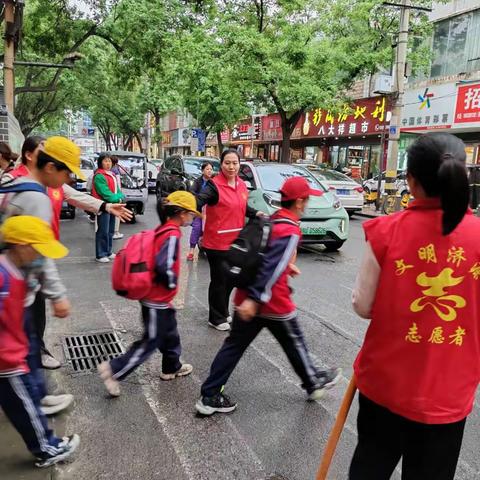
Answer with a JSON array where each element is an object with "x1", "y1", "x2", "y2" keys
[
  {"x1": 354, "y1": 198, "x2": 480, "y2": 424},
  {"x1": 0, "y1": 256, "x2": 28, "y2": 376},
  {"x1": 145, "y1": 222, "x2": 182, "y2": 305},
  {"x1": 9, "y1": 164, "x2": 29, "y2": 178},
  {"x1": 202, "y1": 173, "x2": 249, "y2": 251},
  {"x1": 48, "y1": 187, "x2": 64, "y2": 240},
  {"x1": 234, "y1": 209, "x2": 300, "y2": 316},
  {"x1": 92, "y1": 169, "x2": 117, "y2": 200}
]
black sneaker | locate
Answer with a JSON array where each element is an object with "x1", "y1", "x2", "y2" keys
[
  {"x1": 195, "y1": 393, "x2": 237, "y2": 416},
  {"x1": 35, "y1": 434, "x2": 80, "y2": 468},
  {"x1": 308, "y1": 367, "x2": 342, "y2": 401}
]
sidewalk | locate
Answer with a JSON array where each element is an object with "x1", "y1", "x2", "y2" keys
[{"x1": 355, "y1": 204, "x2": 383, "y2": 219}]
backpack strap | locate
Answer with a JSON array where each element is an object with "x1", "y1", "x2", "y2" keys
[{"x1": 0, "y1": 182, "x2": 47, "y2": 195}]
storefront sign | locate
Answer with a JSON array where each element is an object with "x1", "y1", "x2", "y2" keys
[
  {"x1": 401, "y1": 83, "x2": 455, "y2": 131},
  {"x1": 455, "y1": 83, "x2": 480, "y2": 123},
  {"x1": 231, "y1": 118, "x2": 261, "y2": 141},
  {"x1": 162, "y1": 131, "x2": 172, "y2": 147},
  {"x1": 296, "y1": 97, "x2": 389, "y2": 139},
  {"x1": 262, "y1": 114, "x2": 282, "y2": 141}
]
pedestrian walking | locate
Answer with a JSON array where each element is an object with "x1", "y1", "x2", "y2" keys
[
  {"x1": 195, "y1": 177, "x2": 341, "y2": 416},
  {"x1": 7, "y1": 137, "x2": 131, "y2": 371},
  {"x1": 92, "y1": 154, "x2": 125, "y2": 263},
  {"x1": 111, "y1": 156, "x2": 124, "y2": 240},
  {"x1": 98, "y1": 191, "x2": 198, "y2": 397},
  {"x1": 196, "y1": 149, "x2": 262, "y2": 331},
  {"x1": 0, "y1": 136, "x2": 87, "y2": 416},
  {"x1": 0, "y1": 215, "x2": 80, "y2": 467},
  {"x1": 349, "y1": 133, "x2": 480, "y2": 480},
  {"x1": 187, "y1": 161, "x2": 213, "y2": 261}
]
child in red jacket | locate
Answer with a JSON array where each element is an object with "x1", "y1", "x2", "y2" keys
[
  {"x1": 196, "y1": 177, "x2": 341, "y2": 415},
  {"x1": 98, "y1": 192, "x2": 200, "y2": 396},
  {"x1": 0, "y1": 215, "x2": 79, "y2": 467}
]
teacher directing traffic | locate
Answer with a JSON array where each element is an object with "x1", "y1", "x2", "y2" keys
[{"x1": 196, "y1": 149, "x2": 263, "y2": 331}]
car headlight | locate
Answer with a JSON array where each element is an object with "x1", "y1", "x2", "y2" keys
[
  {"x1": 263, "y1": 193, "x2": 281, "y2": 209},
  {"x1": 188, "y1": 179, "x2": 195, "y2": 187},
  {"x1": 333, "y1": 194, "x2": 342, "y2": 210}
]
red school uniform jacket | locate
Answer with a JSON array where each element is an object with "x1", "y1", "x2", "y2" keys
[
  {"x1": 142, "y1": 221, "x2": 182, "y2": 308},
  {"x1": 0, "y1": 255, "x2": 29, "y2": 377},
  {"x1": 354, "y1": 198, "x2": 480, "y2": 424},
  {"x1": 202, "y1": 173, "x2": 249, "y2": 251},
  {"x1": 234, "y1": 208, "x2": 300, "y2": 319}
]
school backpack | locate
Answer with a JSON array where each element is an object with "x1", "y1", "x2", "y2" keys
[
  {"x1": 112, "y1": 224, "x2": 175, "y2": 300},
  {"x1": 0, "y1": 181, "x2": 48, "y2": 223},
  {"x1": 225, "y1": 216, "x2": 296, "y2": 289}
]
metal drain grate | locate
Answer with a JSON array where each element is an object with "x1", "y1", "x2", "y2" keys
[{"x1": 62, "y1": 331, "x2": 124, "y2": 373}]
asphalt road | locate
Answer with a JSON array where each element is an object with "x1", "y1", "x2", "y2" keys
[{"x1": 1, "y1": 197, "x2": 480, "y2": 480}]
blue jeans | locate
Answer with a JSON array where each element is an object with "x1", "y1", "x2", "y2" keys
[{"x1": 96, "y1": 212, "x2": 115, "y2": 259}]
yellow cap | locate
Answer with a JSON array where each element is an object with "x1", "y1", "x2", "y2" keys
[
  {"x1": 166, "y1": 191, "x2": 201, "y2": 216},
  {"x1": 43, "y1": 136, "x2": 85, "y2": 181},
  {"x1": 1, "y1": 216, "x2": 69, "y2": 259}
]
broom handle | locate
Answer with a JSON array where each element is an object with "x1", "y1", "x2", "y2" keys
[{"x1": 315, "y1": 376, "x2": 357, "y2": 480}]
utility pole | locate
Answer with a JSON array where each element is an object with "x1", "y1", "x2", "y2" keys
[
  {"x1": 4, "y1": 0, "x2": 15, "y2": 113},
  {"x1": 382, "y1": 1, "x2": 432, "y2": 208}
]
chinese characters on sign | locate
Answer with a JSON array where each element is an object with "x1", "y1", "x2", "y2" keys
[
  {"x1": 293, "y1": 97, "x2": 389, "y2": 139},
  {"x1": 455, "y1": 84, "x2": 480, "y2": 123}
]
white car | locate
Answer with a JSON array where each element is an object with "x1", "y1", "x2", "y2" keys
[
  {"x1": 309, "y1": 168, "x2": 364, "y2": 216},
  {"x1": 77, "y1": 156, "x2": 96, "y2": 191}
]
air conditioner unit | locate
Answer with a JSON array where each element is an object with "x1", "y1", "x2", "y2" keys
[{"x1": 374, "y1": 75, "x2": 393, "y2": 94}]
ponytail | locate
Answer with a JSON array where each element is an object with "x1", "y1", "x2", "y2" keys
[
  {"x1": 438, "y1": 156, "x2": 469, "y2": 235},
  {"x1": 407, "y1": 133, "x2": 468, "y2": 236}
]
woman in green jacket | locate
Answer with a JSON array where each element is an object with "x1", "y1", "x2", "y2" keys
[{"x1": 92, "y1": 154, "x2": 125, "y2": 263}]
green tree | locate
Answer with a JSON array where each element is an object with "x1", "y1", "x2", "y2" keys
[{"x1": 212, "y1": 0, "x2": 435, "y2": 163}]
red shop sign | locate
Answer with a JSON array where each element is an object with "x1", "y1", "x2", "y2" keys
[
  {"x1": 455, "y1": 84, "x2": 480, "y2": 123},
  {"x1": 294, "y1": 97, "x2": 389, "y2": 139},
  {"x1": 262, "y1": 114, "x2": 282, "y2": 141}
]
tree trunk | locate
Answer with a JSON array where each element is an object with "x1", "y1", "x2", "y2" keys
[
  {"x1": 154, "y1": 111, "x2": 162, "y2": 157},
  {"x1": 216, "y1": 130, "x2": 224, "y2": 155},
  {"x1": 280, "y1": 128, "x2": 291, "y2": 164}
]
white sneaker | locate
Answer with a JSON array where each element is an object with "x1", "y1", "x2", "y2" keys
[
  {"x1": 41, "y1": 394, "x2": 74, "y2": 416},
  {"x1": 98, "y1": 361, "x2": 120, "y2": 397},
  {"x1": 35, "y1": 434, "x2": 80, "y2": 468},
  {"x1": 108, "y1": 253, "x2": 116, "y2": 259},
  {"x1": 41, "y1": 354, "x2": 61, "y2": 370},
  {"x1": 96, "y1": 257, "x2": 110, "y2": 263},
  {"x1": 208, "y1": 322, "x2": 231, "y2": 331},
  {"x1": 226, "y1": 316, "x2": 233, "y2": 324},
  {"x1": 113, "y1": 233, "x2": 124, "y2": 240},
  {"x1": 159, "y1": 363, "x2": 193, "y2": 381}
]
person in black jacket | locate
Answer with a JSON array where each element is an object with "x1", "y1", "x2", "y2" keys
[{"x1": 187, "y1": 162, "x2": 213, "y2": 261}]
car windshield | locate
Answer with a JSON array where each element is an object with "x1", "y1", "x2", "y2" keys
[
  {"x1": 115, "y1": 156, "x2": 146, "y2": 189},
  {"x1": 81, "y1": 159, "x2": 94, "y2": 169},
  {"x1": 256, "y1": 164, "x2": 326, "y2": 192},
  {"x1": 184, "y1": 158, "x2": 220, "y2": 176},
  {"x1": 311, "y1": 169, "x2": 353, "y2": 182}
]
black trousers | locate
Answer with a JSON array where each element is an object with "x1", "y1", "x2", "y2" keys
[
  {"x1": 201, "y1": 314, "x2": 319, "y2": 397},
  {"x1": 32, "y1": 291, "x2": 47, "y2": 353},
  {"x1": 349, "y1": 394, "x2": 466, "y2": 480},
  {"x1": 204, "y1": 248, "x2": 233, "y2": 326}
]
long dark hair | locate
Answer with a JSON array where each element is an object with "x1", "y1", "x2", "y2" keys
[
  {"x1": 0, "y1": 142, "x2": 17, "y2": 164},
  {"x1": 220, "y1": 148, "x2": 240, "y2": 164},
  {"x1": 156, "y1": 199, "x2": 186, "y2": 225},
  {"x1": 21, "y1": 136, "x2": 44, "y2": 165},
  {"x1": 407, "y1": 133, "x2": 468, "y2": 235}
]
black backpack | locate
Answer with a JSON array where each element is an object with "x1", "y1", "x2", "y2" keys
[{"x1": 225, "y1": 216, "x2": 296, "y2": 288}]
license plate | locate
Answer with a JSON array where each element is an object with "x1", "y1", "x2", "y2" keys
[
  {"x1": 336, "y1": 189, "x2": 350, "y2": 195},
  {"x1": 301, "y1": 226, "x2": 327, "y2": 235}
]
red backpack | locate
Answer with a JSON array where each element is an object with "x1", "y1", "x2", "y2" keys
[{"x1": 111, "y1": 225, "x2": 175, "y2": 300}]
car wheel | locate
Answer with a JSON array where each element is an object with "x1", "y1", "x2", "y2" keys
[
  {"x1": 70, "y1": 208, "x2": 76, "y2": 219},
  {"x1": 156, "y1": 185, "x2": 163, "y2": 202},
  {"x1": 129, "y1": 213, "x2": 137, "y2": 224},
  {"x1": 324, "y1": 240, "x2": 345, "y2": 252},
  {"x1": 347, "y1": 211, "x2": 354, "y2": 218}
]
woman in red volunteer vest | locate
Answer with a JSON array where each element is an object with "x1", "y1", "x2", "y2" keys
[
  {"x1": 196, "y1": 149, "x2": 261, "y2": 331},
  {"x1": 349, "y1": 133, "x2": 480, "y2": 480},
  {"x1": 92, "y1": 154, "x2": 125, "y2": 263}
]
